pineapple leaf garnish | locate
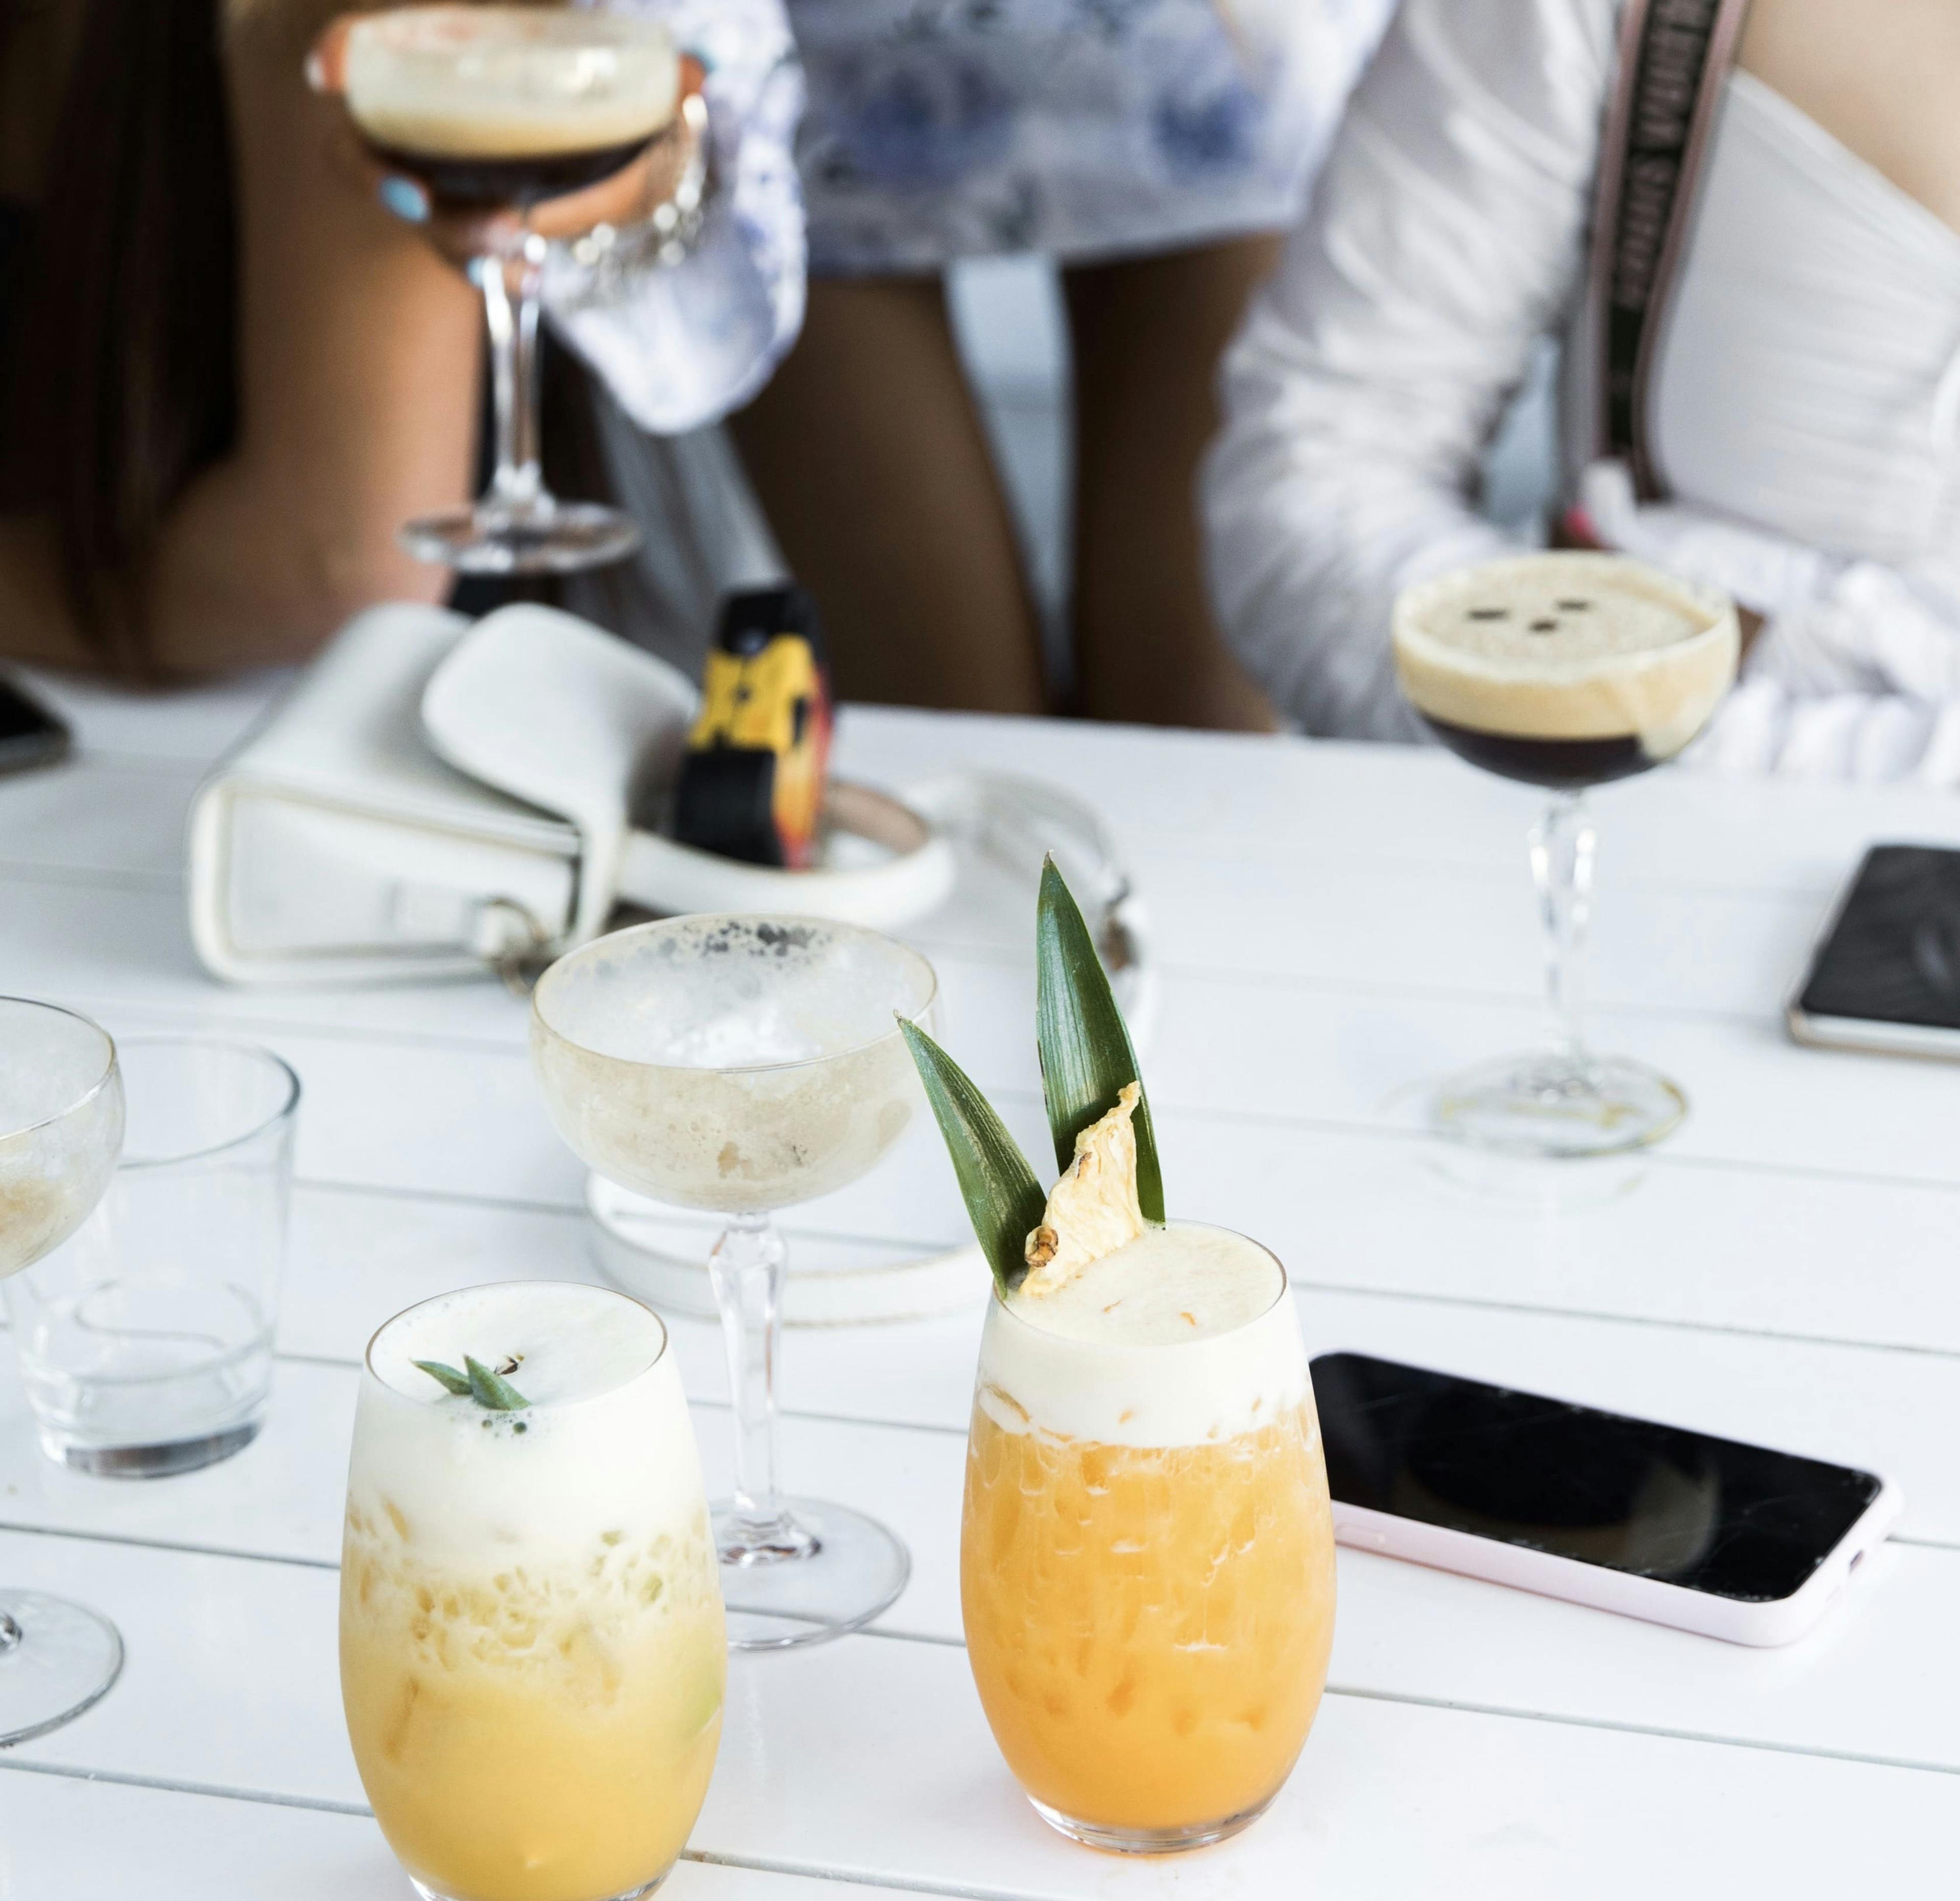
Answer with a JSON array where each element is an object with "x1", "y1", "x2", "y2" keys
[
  {"x1": 1035, "y1": 857, "x2": 1163, "y2": 1223},
  {"x1": 901, "y1": 1020, "x2": 1047, "y2": 1295},
  {"x1": 413, "y1": 1359, "x2": 472, "y2": 1397},
  {"x1": 464, "y1": 1355, "x2": 530, "y2": 1411}
]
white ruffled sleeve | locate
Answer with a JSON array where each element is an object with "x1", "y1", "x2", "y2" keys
[
  {"x1": 1579, "y1": 461, "x2": 1960, "y2": 787},
  {"x1": 1202, "y1": 0, "x2": 1618, "y2": 739},
  {"x1": 544, "y1": 0, "x2": 805, "y2": 436}
]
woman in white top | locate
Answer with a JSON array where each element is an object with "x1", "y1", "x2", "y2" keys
[{"x1": 1204, "y1": 0, "x2": 1960, "y2": 783}]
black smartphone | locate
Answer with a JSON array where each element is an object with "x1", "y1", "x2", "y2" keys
[
  {"x1": 1788, "y1": 843, "x2": 1960, "y2": 1058},
  {"x1": 1311, "y1": 1352, "x2": 1899, "y2": 1644},
  {"x1": 0, "y1": 677, "x2": 70, "y2": 776}
]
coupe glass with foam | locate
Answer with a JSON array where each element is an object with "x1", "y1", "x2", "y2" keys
[
  {"x1": 0, "y1": 997, "x2": 126, "y2": 1742},
  {"x1": 1391, "y1": 552, "x2": 1740, "y2": 1157},
  {"x1": 341, "y1": 1282, "x2": 724, "y2": 1901},
  {"x1": 530, "y1": 915, "x2": 939, "y2": 1649},
  {"x1": 338, "y1": 5, "x2": 683, "y2": 573},
  {"x1": 963, "y1": 1224, "x2": 1337, "y2": 1853}
]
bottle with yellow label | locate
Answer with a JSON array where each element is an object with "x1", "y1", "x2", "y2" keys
[{"x1": 673, "y1": 586, "x2": 832, "y2": 869}]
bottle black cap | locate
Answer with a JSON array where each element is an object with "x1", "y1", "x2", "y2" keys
[{"x1": 716, "y1": 584, "x2": 825, "y2": 660}]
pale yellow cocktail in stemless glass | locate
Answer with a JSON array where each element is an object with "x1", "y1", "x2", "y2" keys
[
  {"x1": 341, "y1": 1281, "x2": 724, "y2": 1901},
  {"x1": 908, "y1": 866, "x2": 1337, "y2": 1853}
]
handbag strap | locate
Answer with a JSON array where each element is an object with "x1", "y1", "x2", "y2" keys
[{"x1": 1589, "y1": 0, "x2": 1753, "y2": 499}]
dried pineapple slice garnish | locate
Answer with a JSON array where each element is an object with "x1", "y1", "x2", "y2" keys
[{"x1": 1021, "y1": 1082, "x2": 1145, "y2": 1297}]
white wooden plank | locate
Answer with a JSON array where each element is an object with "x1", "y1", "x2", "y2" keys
[
  {"x1": 0, "y1": 800, "x2": 1861, "y2": 1023},
  {"x1": 0, "y1": 1364, "x2": 966, "y2": 1635},
  {"x1": 11, "y1": 682, "x2": 1960, "y2": 914},
  {"x1": 273, "y1": 1181, "x2": 971, "y2": 1410},
  {"x1": 10, "y1": 879, "x2": 1958, "y2": 1213},
  {"x1": 0, "y1": 1769, "x2": 922, "y2": 1901},
  {"x1": 0, "y1": 757, "x2": 196, "y2": 884},
  {"x1": 1, "y1": 1532, "x2": 1948, "y2": 1900},
  {"x1": 697, "y1": 1634, "x2": 1955, "y2": 1900},
  {"x1": 274, "y1": 1099, "x2": 1960, "y2": 1371},
  {"x1": 14, "y1": 666, "x2": 287, "y2": 764},
  {"x1": 834, "y1": 703, "x2": 1960, "y2": 893}
]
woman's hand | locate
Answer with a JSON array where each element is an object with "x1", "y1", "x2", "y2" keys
[{"x1": 304, "y1": 16, "x2": 706, "y2": 267}]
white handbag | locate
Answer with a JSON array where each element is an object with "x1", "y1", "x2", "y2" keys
[{"x1": 186, "y1": 602, "x2": 957, "y2": 985}]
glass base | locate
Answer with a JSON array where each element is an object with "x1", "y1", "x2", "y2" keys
[
  {"x1": 400, "y1": 499, "x2": 641, "y2": 575},
  {"x1": 1431, "y1": 1051, "x2": 1686, "y2": 1158},
  {"x1": 411, "y1": 1872, "x2": 669, "y2": 1901},
  {"x1": 713, "y1": 1496, "x2": 910, "y2": 1651},
  {"x1": 1028, "y1": 1791, "x2": 1276, "y2": 1855},
  {"x1": 42, "y1": 1416, "x2": 261, "y2": 1479},
  {"x1": 0, "y1": 1590, "x2": 124, "y2": 1744}
]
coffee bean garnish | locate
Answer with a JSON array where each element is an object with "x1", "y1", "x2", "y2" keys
[
  {"x1": 1557, "y1": 598, "x2": 1592, "y2": 610},
  {"x1": 1467, "y1": 607, "x2": 1508, "y2": 621},
  {"x1": 1529, "y1": 619, "x2": 1558, "y2": 632}
]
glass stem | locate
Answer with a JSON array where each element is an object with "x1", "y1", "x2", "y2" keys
[
  {"x1": 708, "y1": 1214, "x2": 815, "y2": 1562},
  {"x1": 1531, "y1": 792, "x2": 1595, "y2": 1061},
  {"x1": 477, "y1": 233, "x2": 549, "y2": 519}
]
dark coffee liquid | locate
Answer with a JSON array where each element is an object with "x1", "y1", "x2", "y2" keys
[
  {"x1": 366, "y1": 131, "x2": 663, "y2": 210},
  {"x1": 1420, "y1": 716, "x2": 1654, "y2": 792}
]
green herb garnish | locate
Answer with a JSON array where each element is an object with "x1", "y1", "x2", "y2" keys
[
  {"x1": 414, "y1": 1355, "x2": 529, "y2": 1411},
  {"x1": 413, "y1": 1359, "x2": 472, "y2": 1397}
]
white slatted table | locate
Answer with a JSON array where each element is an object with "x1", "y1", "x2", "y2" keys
[{"x1": 1, "y1": 670, "x2": 1955, "y2": 1899}]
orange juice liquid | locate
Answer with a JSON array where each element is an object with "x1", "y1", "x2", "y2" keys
[
  {"x1": 961, "y1": 1401, "x2": 1336, "y2": 1835},
  {"x1": 341, "y1": 1505, "x2": 725, "y2": 1901}
]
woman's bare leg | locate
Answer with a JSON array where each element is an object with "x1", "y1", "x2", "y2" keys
[
  {"x1": 729, "y1": 276, "x2": 1047, "y2": 713},
  {"x1": 1064, "y1": 236, "x2": 1283, "y2": 730}
]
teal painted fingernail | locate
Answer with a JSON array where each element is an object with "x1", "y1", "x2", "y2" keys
[{"x1": 379, "y1": 176, "x2": 430, "y2": 223}]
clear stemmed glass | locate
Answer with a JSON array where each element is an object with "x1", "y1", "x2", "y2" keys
[
  {"x1": 338, "y1": 6, "x2": 683, "y2": 573},
  {"x1": 531, "y1": 915, "x2": 939, "y2": 1649},
  {"x1": 0, "y1": 998, "x2": 127, "y2": 1741},
  {"x1": 1392, "y1": 553, "x2": 1740, "y2": 1158}
]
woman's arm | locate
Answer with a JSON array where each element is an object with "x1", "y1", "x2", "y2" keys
[
  {"x1": 544, "y1": 0, "x2": 804, "y2": 435},
  {"x1": 1, "y1": 1, "x2": 479, "y2": 676},
  {"x1": 1200, "y1": 0, "x2": 1616, "y2": 739}
]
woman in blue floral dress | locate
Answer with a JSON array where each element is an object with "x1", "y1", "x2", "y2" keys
[{"x1": 731, "y1": 0, "x2": 1394, "y2": 725}]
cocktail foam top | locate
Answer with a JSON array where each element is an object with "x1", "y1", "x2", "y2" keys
[
  {"x1": 1392, "y1": 553, "x2": 1738, "y2": 756},
  {"x1": 345, "y1": 6, "x2": 679, "y2": 160},
  {"x1": 355, "y1": 1281, "x2": 697, "y2": 1567},
  {"x1": 370, "y1": 1279, "x2": 662, "y2": 1406},
  {"x1": 982, "y1": 1223, "x2": 1306, "y2": 1448}
]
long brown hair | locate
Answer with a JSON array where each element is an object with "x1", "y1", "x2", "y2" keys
[
  {"x1": 2, "y1": 0, "x2": 238, "y2": 666},
  {"x1": 3, "y1": 0, "x2": 650, "y2": 668}
]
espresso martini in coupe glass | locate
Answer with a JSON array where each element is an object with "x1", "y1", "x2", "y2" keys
[
  {"x1": 1391, "y1": 552, "x2": 1739, "y2": 1157},
  {"x1": 340, "y1": 5, "x2": 681, "y2": 572}
]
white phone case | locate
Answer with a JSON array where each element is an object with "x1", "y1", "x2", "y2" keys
[{"x1": 1333, "y1": 1478, "x2": 1902, "y2": 1646}]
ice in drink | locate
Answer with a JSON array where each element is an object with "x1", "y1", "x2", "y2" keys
[
  {"x1": 962, "y1": 1223, "x2": 1336, "y2": 1848},
  {"x1": 530, "y1": 915, "x2": 927, "y2": 1215},
  {"x1": 1391, "y1": 552, "x2": 1739, "y2": 788},
  {"x1": 341, "y1": 1283, "x2": 724, "y2": 1901}
]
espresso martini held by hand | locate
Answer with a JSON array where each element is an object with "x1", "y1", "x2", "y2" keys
[{"x1": 343, "y1": 5, "x2": 681, "y2": 210}]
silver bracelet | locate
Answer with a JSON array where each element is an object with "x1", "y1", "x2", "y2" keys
[{"x1": 563, "y1": 91, "x2": 713, "y2": 294}]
